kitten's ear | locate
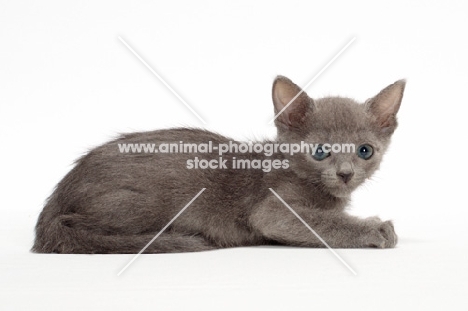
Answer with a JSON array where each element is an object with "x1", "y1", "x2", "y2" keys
[
  {"x1": 272, "y1": 76, "x2": 312, "y2": 130},
  {"x1": 366, "y1": 79, "x2": 406, "y2": 133}
]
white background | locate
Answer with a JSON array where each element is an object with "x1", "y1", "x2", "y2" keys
[{"x1": 1, "y1": 0, "x2": 467, "y2": 310}]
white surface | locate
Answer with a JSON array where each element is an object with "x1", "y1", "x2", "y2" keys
[{"x1": 1, "y1": 0, "x2": 467, "y2": 310}]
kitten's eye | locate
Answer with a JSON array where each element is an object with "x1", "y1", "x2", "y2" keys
[
  {"x1": 357, "y1": 144, "x2": 373, "y2": 160},
  {"x1": 312, "y1": 144, "x2": 330, "y2": 161}
]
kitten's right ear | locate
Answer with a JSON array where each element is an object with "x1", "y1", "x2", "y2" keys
[{"x1": 272, "y1": 76, "x2": 312, "y2": 130}]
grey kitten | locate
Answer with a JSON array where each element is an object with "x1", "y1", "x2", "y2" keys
[{"x1": 33, "y1": 76, "x2": 405, "y2": 253}]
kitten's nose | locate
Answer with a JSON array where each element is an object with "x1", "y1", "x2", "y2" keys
[{"x1": 337, "y1": 171, "x2": 354, "y2": 184}]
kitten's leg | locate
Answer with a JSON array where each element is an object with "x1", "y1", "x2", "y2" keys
[{"x1": 250, "y1": 197, "x2": 397, "y2": 249}]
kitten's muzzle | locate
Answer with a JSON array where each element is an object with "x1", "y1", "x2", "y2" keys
[
  {"x1": 336, "y1": 171, "x2": 354, "y2": 184},
  {"x1": 336, "y1": 162, "x2": 354, "y2": 184}
]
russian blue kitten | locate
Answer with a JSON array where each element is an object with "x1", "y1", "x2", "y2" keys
[{"x1": 33, "y1": 76, "x2": 405, "y2": 253}]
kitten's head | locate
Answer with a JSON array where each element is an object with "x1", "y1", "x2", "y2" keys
[{"x1": 272, "y1": 76, "x2": 405, "y2": 198}]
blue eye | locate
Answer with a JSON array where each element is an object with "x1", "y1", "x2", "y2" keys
[
  {"x1": 312, "y1": 144, "x2": 330, "y2": 161},
  {"x1": 357, "y1": 144, "x2": 373, "y2": 160}
]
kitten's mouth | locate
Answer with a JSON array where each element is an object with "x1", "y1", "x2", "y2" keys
[{"x1": 327, "y1": 183, "x2": 354, "y2": 198}]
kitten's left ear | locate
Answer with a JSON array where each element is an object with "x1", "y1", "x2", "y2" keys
[{"x1": 366, "y1": 79, "x2": 406, "y2": 133}]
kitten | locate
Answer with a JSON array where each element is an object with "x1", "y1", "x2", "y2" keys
[{"x1": 33, "y1": 76, "x2": 405, "y2": 253}]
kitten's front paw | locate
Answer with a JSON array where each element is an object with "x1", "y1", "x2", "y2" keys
[{"x1": 363, "y1": 218, "x2": 398, "y2": 248}]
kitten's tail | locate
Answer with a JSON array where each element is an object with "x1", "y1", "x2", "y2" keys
[{"x1": 32, "y1": 197, "x2": 216, "y2": 254}]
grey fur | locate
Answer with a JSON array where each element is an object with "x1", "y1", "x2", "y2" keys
[{"x1": 33, "y1": 76, "x2": 405, "y2": 253}]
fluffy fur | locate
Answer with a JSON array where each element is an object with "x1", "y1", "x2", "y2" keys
[{"x1": 33, "y1": 76, "x2": 405, "y2": 253}]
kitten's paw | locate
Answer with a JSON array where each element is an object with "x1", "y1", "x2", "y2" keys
[
  {"x1": 363, "y1": 218, "x2": 398, "y2": 248},
  {"x1": 379, "y1": 220, "x2": 398, "y2": 248}
]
